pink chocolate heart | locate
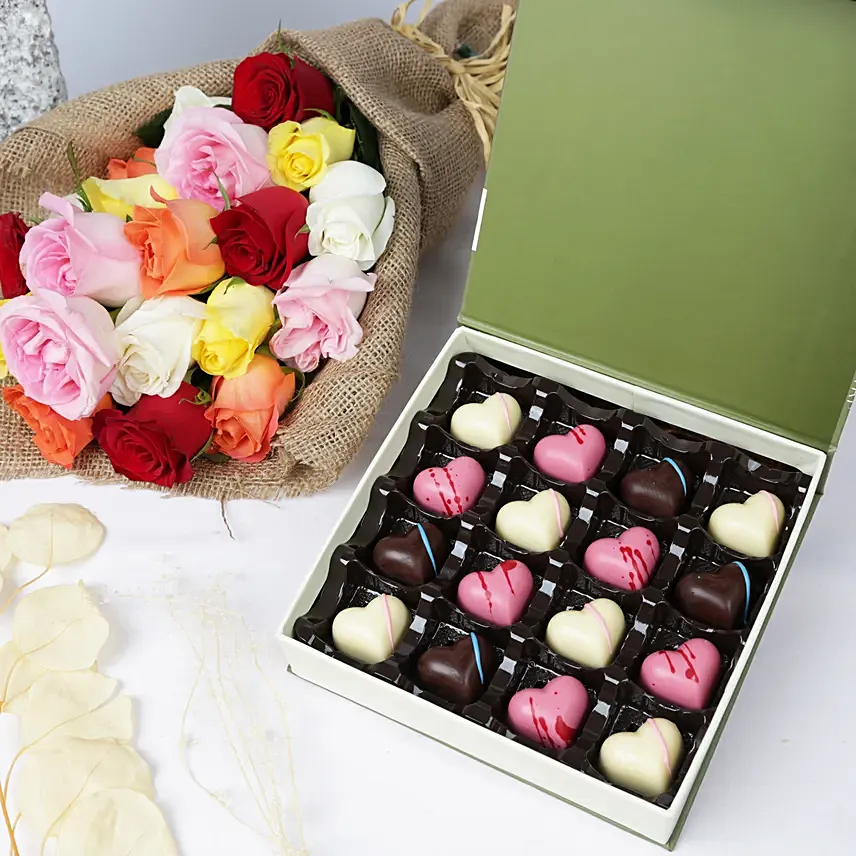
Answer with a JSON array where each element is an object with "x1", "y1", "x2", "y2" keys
[
  {"x1": 413, "y1": 456, "x2": 486, "y2": 517},
  {"x1": 533, "y1": 425, "x2": 607, "y2": 484},
  {"x1": 457, "y1": 560, "x2": 535, "y2": 626},
  {"x1": 584, "y1": 527, "x2": 660, "y2": 591},
  {"x1": 507, "y1": 675, "x2": 589, "y2": 750},
  {"x1": 640, "y1": 639, "x2": 721, "y2": 710}
]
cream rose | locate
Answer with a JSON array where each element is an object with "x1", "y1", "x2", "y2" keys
[
  {"x1": 306, "y1": 162, "x2": 395, "y2": 271},
  {"x1": 111, "y1": 296, "x2": 206, "y2": 407},
  {"x1": 163, "y1": 86, "x2": 232, "y2": 136}
]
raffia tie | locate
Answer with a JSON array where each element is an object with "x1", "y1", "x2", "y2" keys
[{"x1": 391, "y1": 0, "x2": 516, "y2": 164}]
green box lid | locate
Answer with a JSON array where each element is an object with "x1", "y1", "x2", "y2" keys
[{"x1": 461, "y1": 0, "x2": 856, "y2": 452}]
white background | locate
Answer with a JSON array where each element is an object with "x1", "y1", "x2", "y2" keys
[{"x1": 0, "y1": 2, "x2": 851, "y2": 854}]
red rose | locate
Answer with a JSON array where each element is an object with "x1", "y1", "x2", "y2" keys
[
  {"x1": 211, "y1": 187, "x2": 310, "y2": 289},
  {"x1": 93, "y1": 382, "x2": 212, "y2": 487},
  {"x1": 232, "y1": 52, "x2": 335, "y2": 131},
  {"x1": 0, "y1": 212, "x2": 30, "y2": 299}
]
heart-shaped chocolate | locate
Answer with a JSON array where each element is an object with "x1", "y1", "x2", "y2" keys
[
  {"x1": 583, "y1": 527, "x2": 660, "y2": 591},
  {"x1": 674, "y1": 562, "x2": 751, "y2": 630},
  {"x1": 416, "y1": 632, "x2": 495, "y2": 704},
  {"x1": 331, "y1": 594, "x2": 411, "y2": 664},
  {"x1": 495, "y1": 489, "x2": 571, "y2": 553},
  {"x1": 373, "y1": 522, "x2": 447, "y2": 586},
  {"x1": 450, "y1": 393, "x2": 523, "y2": 450},
  {"x1": 619, "y1": 457, "x2": 692, "y2": 518},
  {"x1": 413, "y1": 457, "x2": 486, "y2": 518},
  {"x1": 533, "y1": 425, "x2": 607, "y2": 484},
  {"x1": 639, "y1": 638, "x2": 721, "y2": 710},
  {"x1": 545, "y1": 598, "x2": 626, "y2": 668},
  {"x1": 457, "y1": 560, "x2": 534, "y2": 626},
  {"x1": 507, "y1": 675, "x2": 589, "y2": 750},
  {"x1": 708, "y1": 490, "x2": 785, "y2": 558},
  {"x1": 599, "y1": 718, "x2": 684, "y2": 798}
]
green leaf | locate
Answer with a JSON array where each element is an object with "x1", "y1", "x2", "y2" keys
[
  {"x1": 297, "y1": 223, "x2": 311, "y2": 235},
  {"x1": 210, "y1": 172, "x2": 232, "y2": 210},
  {"x1": 455, "y1": 44, "x2": 476, "y2": 59},
  {"x1": 282, "y1": 367, "x2": 306, "y2": 413},
  {"x1": 125, "y1": 214, "x2": 132, "y2": 223},
  {"x1": 193, "y1": 431, "x2": 216, "y2": 461},
  {"x1": 130, "y1": 155, "x2": 157, "y2": 167},
  {"x1": 190, "y1": 276, "x2": 226, "y2": 302},
  {"x1": 275, "y1": 21, "x2": 296, "y2": 66},
  {"x1": 304, "y1": 108, "x2": 335, "y2": 121},
  {"x1": 134, "y1": 107, "x2": 172, "y2": 148},
  {"x1": 205, "y1": 236, "x2": 219, "y2": 248},
  {"x1": 65, "y1": 143, "x2": 93, "y2": 212},
  {"x1": 206, "y1": 452, "x2": 232, "y2": 464},
  {"x1": 333, "y1": 87, "x2": 381, "y2": 173},
  {"x1": 108, "y1": 307, "x2": 123, "y2": 324},
  {"x1": 264, "y1": 319, "x2": 282, "y2": 344}
]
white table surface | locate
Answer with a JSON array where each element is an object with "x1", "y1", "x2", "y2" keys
[{"x1": 3, "y1": 3, "x2": 853, "y2": 853}]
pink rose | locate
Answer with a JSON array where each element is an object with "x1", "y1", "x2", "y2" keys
[
  {"x1": 270, "y1": 255, "x2": 375, "y2": 372},
  {"x1": 20, "y1": 193, "x2": 142, "y2": 308},
  {"x1": 155, "y1": 106, "x2": 272, "y2": 211},
  {"x1": 0, "y1": 291, "x2": 118, "y2": 420}
]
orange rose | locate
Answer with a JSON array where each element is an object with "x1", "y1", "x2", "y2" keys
[
  {"x1": 124, "y1": 199, "x2": 225, "y2": 298},
  {"x1": 107, "y1": 147, "x2": 158, "y2": 180},
  {"x1": 3, "y1": 386, "x2": 112, "y2": 469},
  {"x1": 205, "y1": 354, "x2": 296, "y2": 462}
]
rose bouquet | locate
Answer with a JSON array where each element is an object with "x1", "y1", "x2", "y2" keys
[
  {"x1": 0, "y1": 49, "x2": 395, "y2": 489},
  {"x1": 0, "y1": 0, "x2": 514, "y2": 500}
]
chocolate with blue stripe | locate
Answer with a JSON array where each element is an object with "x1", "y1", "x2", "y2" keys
[
  {"x1": 674, "y1": 562, "x2": 751, "y2": 630},
  {"x1": 416, "y1": 632, "x2": 495, "y2": 704},
  {"x1": 373, "y1": 521, "x2": 447, "y2": 586},
  {"x1": 619, "y1": 456, "x2": 693, "y2": 518}
]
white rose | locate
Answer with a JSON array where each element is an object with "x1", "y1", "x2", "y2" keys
[
  {"x1": 111, "y1": 296, "x2": 206, "y2": 407},
  {"x1": 163, "y1": 86, "x2": 232, "y2": 136},
  {"x1": 306, "y1": 161, "x2": 395, "y2": 271}
]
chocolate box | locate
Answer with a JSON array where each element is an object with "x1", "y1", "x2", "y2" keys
[{"x1": 278, "y1": 0, "x2": 856, "y2": 847}]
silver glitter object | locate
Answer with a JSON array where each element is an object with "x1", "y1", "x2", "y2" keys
[{"x1": 0, "y1": 0, "x2": 67, "y2": 141}]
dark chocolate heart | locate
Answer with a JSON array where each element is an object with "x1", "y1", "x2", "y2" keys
[
  {"x1": 416, "y1": 633, "x2": 495, "y2": 704},
  {"x1": 619, "y1": 457, "x2": 692, "y2": 518},
  {"x1": 372, "y1": 522, "x2": 447, "y2": 586},
  {"x1": 674, "y1": 562, "x2": 750, "y2": 630}
]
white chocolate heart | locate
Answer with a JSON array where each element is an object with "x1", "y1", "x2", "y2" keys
[
  {"x1": 496, "y1": 489, "x2": 571, "y2": 553},
  {"x1": 450, "y1": 393, "x2": 523, "y2": 450},
  {"x1": 332, "y1": 595, "x2": 410, "y2": 664},
  {"x1": 708, "y1": 490, "x2": 785, "y2": 558},
  {"x1": 545, "y1": 598, "x2": 625, "y2": 668},
  {"x1": 600, "y1": 718, "x2": 684, "y2": 798}
]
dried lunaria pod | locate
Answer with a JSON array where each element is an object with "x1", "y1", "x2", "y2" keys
[
  {"x1": 57, "y1": 788, "x2": 178, "y2": 856},
  {"x1": 17, "y1": 737, "x2": 154, "y2": 843},
  {"x1": 0, "y1": 522, "x2": 11, "y2": 574},
  {"x1": 21, "y1": 670, "x2": 134, "y2": 745},
  {"x1": 7, "y1": 503, "x2": 105, "y2": 566},
  {"x1": 0, "y1": 578, "x2": 178, "y2": 856},
  {"x1": 13, "y1": 582, "x2": 109, "y2": 671},
  {"x1": 0, "y1": 641, "x2": 47, "y2": 713}
]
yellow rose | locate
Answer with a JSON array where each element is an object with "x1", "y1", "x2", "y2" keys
[
  {"x1": 193, "y1": 277, "x2": 275, "y2": 379},
  {"x1": 82, "y1": 175, "x2": 178, "y2": 220},
  {"x1": 0, "y1": 299, "x2": 8, "y2": 379},
  {"x1": 267, "y1": 117, "x2": 356, "y2": 192}
]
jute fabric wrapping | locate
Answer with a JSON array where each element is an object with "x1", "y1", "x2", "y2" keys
[{"x1": 0, "y1": 0, "x2": 515, "y2": 500}]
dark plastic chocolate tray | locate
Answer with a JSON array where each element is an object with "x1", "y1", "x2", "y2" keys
[{"x1": 294, "y1": 353, "x2": 812, "y2": 809}]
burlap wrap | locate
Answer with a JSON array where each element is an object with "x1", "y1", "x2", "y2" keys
[{"x1": 0, "y1": 0, "x2": 511, "y2": 501}]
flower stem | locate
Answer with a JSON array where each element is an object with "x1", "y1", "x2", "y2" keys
[
  {"x1": 0, "y1": 785, "x2": 20, "y2": 856},
  {"x1": 0, "y1": 565, "x2": 52, "y2": 620}
]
